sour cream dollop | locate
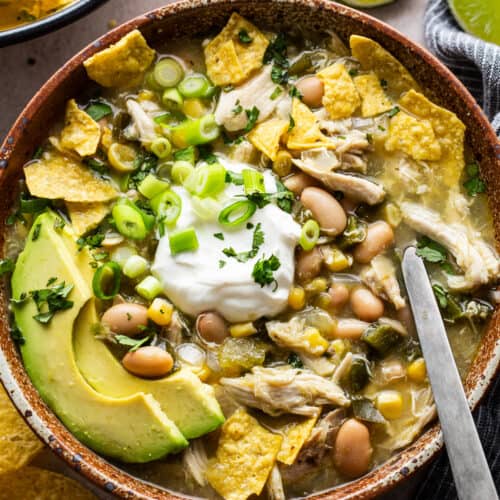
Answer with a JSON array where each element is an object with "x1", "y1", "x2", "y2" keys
[{"x1": 152, "y1": 157, "x2": 301, "y2": 323}]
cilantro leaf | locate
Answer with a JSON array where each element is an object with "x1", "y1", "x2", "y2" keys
[
  {"x1": 31, "y1": 223, "x2": 41, "y2": 241},
  {"x1": 244, "y1": 106, "x2": 260, "y2": 133},
  {"x1": 238, "y1": 29, "x2": 252, "y2": 44},
  {"x1": 85, "y1": 100, "x2": 112, "y2": 122},
  {"x1": 464, "y1": 176, "x2": 486, "y2": 197},
  {"x1": 263, "y1": 33, "x2": 289, "y2": 84},
  {"x1": 214, "y1": 232, "x2": 224, "y2": 240},
  {"x1": 0, "y1": 258, "x2": 15, "y2": 277},
  {"x1": 416, "y1": 236, "x2": 447, "y2": 263},
  {"x1": 232, "y1": 100, "x2": 243, "y2": 115},
  {"x1": 128, "y1": 151, "x2": 158, "y2": 189},
  {"x1": 77, "y1": 231, "x2": 105, "y2": 251},
  {"x1": 270, "y1": 86, "x2": 283, "y2": 100},
  {"x1": 289, "y1": 85, "x2": 302, "y2": 99},
  {"x1": 287, "y1": 352, "x2": 303, "y2": 369},
  {"x1": 223, "y1": 223, "x2": 264, "y2": 263},
  {"x1": 29, "y1": 279, "x2": 74, "y2": 324},
  {"x1": 252, "y1": 254, "x2": 281, "y2": 289},
  {"x1": 387, "y1": 106, "x2": 400, "y2": 117},
  {"x1": 114, "y1": 334, "x2": 152, "y2": 352}
]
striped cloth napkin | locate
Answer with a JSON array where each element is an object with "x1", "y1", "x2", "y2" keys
[{"x1": 417, "y1": 1, "x2": 500, "y2": 498}]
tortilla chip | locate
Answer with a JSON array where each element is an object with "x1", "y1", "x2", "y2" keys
[
  {"x1": 354, "y1": 73, "x2": 393, "y2": 117},
  {"x1": 60, "y1": 99, "x2": 101, "y2": 157},
  {"x1": 204, "y1": 13, "x2": 269, "y2": 86},
  {"x1": 399, "y1": 90, "x2": 465, "y2": 187},
  {"x1": 0, "y1": 385, "x2": 43, "y2": 475},
  {"x1": 84, "y1": 30, "x2": 155, "y2": 88},
  {"x1": 248, "y1": 118, "x2": 288, "y2": 161},
  {"x1": 350, "y1": 35, "x2": 420, "y2": 97},
  {"x1": 66, "y1": 202, "x2": 110, "y2": 236},
  {"x1": 206, "y1": 408, "x2": 282, "y2": 500},
  {"x1": 100, "y1": 126, "x2": 113, "y2": 151},
  {"x1": 317, "y1": 63, "x2": 360, "y2": 119},
  {"x1": 385, "y1": 111, "x2": 442, "y2": 161},
  {"x1": 276, "y1": 415, "x2": 317, "y2": 465},
  {"x1": 0, "y1": 466, "x2": 96, "y2": 499},
  {"x1": 24, "y1": 152, "x2": 118, "y2": 203},
  {"x1": 287, "y1": 98, "x2": 335, "y2": 151},
  {"x1": 41, "y1": 0, "x2": 72, "y2": 14}
]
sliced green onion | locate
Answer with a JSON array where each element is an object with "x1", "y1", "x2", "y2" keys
[
  {"x1": 299, "y1": 219, "x2": 320, "y2": 251},
  {"x1": 171, "y1": 160, "x2": 194, "y2": 184},
  {"x1": 92, "y1": 262, "x2": 121, "y2": 300},
  {"x1": 136, "y1": 276, "x2": 163, "y2": 300},
  {"x1": 191, "y1": 196, "x2": 222, "y2": 222},
  {"x1": 150, "y1": 137, "x2": 172, "y2": 159},
  {"x1": 242, "y1": 169, "x2": 265, "y2": 194},
  {"x1": 123, "y1": 255, "x2": 149, "y2": 279},
  {"x1": 151, "y1": 190, "x2": 182, "y2": 226},
  {"x1": 169, "y1": 227, "x2": 199, "y2": 255},
  {"x1": 138, "y1": 174, "x2": 170, "y2": 199},
  {"x1": 153, "y1": 58, "x2": 184, "y2": 88},
  {"x1": 192, "y1": 163, "x2": 226, "y2": 197},
  {"x1": 178, "y1": 75, "x2": 213, "y2": 98},
  {"x1": 112, "y1": 201, "x2": 153, "y2": 240},
  {"x1": 162, "y1": 88, "x2": 184, "y2": 110},
  {"x1": 144, "y1": 70, "x2": 163, "y2": 91},
  {"x1": 110, "y1": 245, "x2": 137, "y2": 268},
  {"x1": 218, "y1": 200, "x2": 257, "y2": 227},
  {"x1": 173, "y1": 145, "x2": 197, "y2": 164},
  {"x1": 170, "y1": 114, "x2": 220, "y2": 148}
]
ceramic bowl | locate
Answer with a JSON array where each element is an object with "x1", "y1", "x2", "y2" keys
[
  {"x1": 0, "y1": 0, "x2": 108, "y2": 48},
  {"x1": 0, "y1": 1, "x2": 499, "y2": 498}
]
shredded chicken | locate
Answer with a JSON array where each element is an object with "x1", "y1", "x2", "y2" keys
[
  {"x1": 183, "y1": 440, "x2": 209, "y2": 487},
  {"x1": 400, "y1": 202, "x2": 499, "y2": 290},
  {"x1": 299, "y1": 148, "x2": 340, "y2": 171},
  {"x1": 361, "y1": 254, "x2": 406, "y2": 310},
  {"x1": 332, "y1": 352, "x2": 353, "y2": 384},
  {"x1": 266, "y1": 464, "x2": 285, "y2": 500},
  {"x1": 266, "y1": 317, "x2": 327, "y2": 357},
  {"x1": 220, "y1": 367, "x2": 350, "y2": 416},
  {"x1": 215, "y1": 66, "x2": 290, "y2": 131},
  {"x1": 343, "y1": 152, "x2": 368, "y2": 173},
  {"x1": 124, "y1": 99, "x2": 158, "y2": 145},
  {"x1": 299, "y1": 353, "x2": 336, "y2": 376}
]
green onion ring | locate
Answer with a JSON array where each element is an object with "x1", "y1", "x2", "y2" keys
[
  {"x1": 218, "y1": 200, "x2": 257, "y2": 227},
  {"x1": 92, "y1": 261, "x2": 121, "y2": 300},
  {"x1": 299, "y1": 219, "x2": 320, "y2": 251}
]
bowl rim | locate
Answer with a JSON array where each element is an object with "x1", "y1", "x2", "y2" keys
[
  {"x1": 0, "y1": 0, "x2": 109, "y2": 48},
  {"x1": 0, "y1": 0, "x2": 499, "y2": 498}
]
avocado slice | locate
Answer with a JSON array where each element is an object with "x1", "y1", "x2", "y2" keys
[
  {"x1": 74, "y1": 302, "x2": 225, "y2": 439},
  {"x1": 11, "y1": 212, "x2": 188, "y2": 462}
]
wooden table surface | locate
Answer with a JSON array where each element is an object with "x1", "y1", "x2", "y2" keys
[{"x1": 0, "y1": 0, "x2": 430, "y2": 498}]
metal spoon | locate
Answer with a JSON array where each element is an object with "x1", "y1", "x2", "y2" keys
[{"x1": 402, "y1": 247, "x2": 498, "y2": 500}]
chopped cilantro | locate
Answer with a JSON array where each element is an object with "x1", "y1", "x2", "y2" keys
[
  {"x1": 241, "y1": 187, "x2": 294, "y2": 213},
  {"x1": 77, "y1": 232, "x2": 105, "y2": 251},
  {"x1": 33, "y1": 146, "x2": 43, "y2": 159},
  {"x1": 416, "y1": 236, "x2": 447, "y2": 263},
  {"x1": 223, "y1": 85, "x2": 234, "y2": 93},
  {"x1": 287, "y1": 352, "x2": 303, "y2": 369},
  {"x1": 263, "y1": 33, "x2": 289, "y2": 84},
  {"x1": 463, "y1": 162, "x2": 486, "y2": 197},
  {"x1": 219, "y1": 260, "x2": 226, "y2": 268},
  {"x1": 270, "y1": 86, "x2": 283, "y2": 100},
  {"x1": 378, "y1": 125, "x2": 386, "y2": 131},
  {"x1": 246, "y1": 222, "x2": 254, "y2": 229},
  {"x1": 348, "y1": 69, "x2": 359, "y2": 77},
  {"x1": 288, "y1": 114, "x2": 295, "y2": 132},
  {"x1": 432, "y1": 283, "x2": 448, "y2": 308},
  {"x1": 366, "y1": 133, "x2": 373, "y2": 144},
  {"x1": 238, "y1": 29, "x2": 252, "y2": 44},
  {"x1": 85, "y1": 100, "x2": 113, "y2": 122},
  {"x1": 128, "y1": 151, "x2": 158, "y2": 189},
  {"x1": 32, "y1": 223, "x2": 41, "y2": 241},
  {"x1": 19, "y1": 194, "x2": 50, "y2": 214},
  {"x1": 53, "y1": 216, "x2": 65, "y2": 230},
  {"x1": 223, "y1": 223, "x2": 264, "y2": 263},
  {"x1": 114, "y1": 334, "x2": 152, "y2": 352},
  {"x1": 198, "y1": 145, "x2": 218, "y2": 164},
  {"x1": 244, "y1": 106, "x2": 260, "y2": 133},
  {"x1": 380, "y1": 79, "x2": 388, "y2": 89},
  {"x1": 225, "y1": 171, "x2": 244, "y2": 185},
  {"x1": 0, "y1": 258, "x2": 15, "y2": 277},
  {"x1": 289, "y1": 85, "x2": 302, "y2": 99},
  {"x1": 387, "y1": 106, "x2": 400, "y2": 117},
  {"x1": 173, "y1": 145, "x2": 196, "y2": 163},
  {"x1": 10, "y1": 324, "x2": 25, "y2": 345},
  {"x1": 84, "y1": 157, "x2": 109, "y2": 175},
  {"x1": 29, "y1": 278, "x2": 74, "y2": 324},
  {"x1": 232, "y1": 100, "x2": 243, "y2": 115},
  {"x1": 252, "y1": 254, "x2": 281, "y2": 289},
  {"x1": 214, "y1": 232, "x2": 224, "y2": 240}
]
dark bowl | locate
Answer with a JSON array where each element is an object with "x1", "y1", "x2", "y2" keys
[
  {"x1": 0, "y1": 0, "x2": 109, "y2": 48},
  {"x1": 0, "y1": 0, "x2": 499, "y2": 498}
]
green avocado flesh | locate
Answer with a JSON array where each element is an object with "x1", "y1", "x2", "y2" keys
[{"x1": 11, "y1": 211, "x2": 223, "y2": 462}]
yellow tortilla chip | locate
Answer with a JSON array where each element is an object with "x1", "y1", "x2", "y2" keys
[
  {"x1": 60, "y1": 99, "x2": 101, "y2": 157},
  {"x1": 66, "y1": 201, "x2": 110, "y2": 236},
  {"x1": 24, "y1": 152, "x2": 118, "y2": 203},
  {"x1": 248, "y1": 118, "x2": 288, "y2": 161},
  {"x1": 206, "y1": 409, "x2": 282, "y2": 500},
  {"x1": 354, "y1": 73, "x2": 393, "y2": 117},
  {"x1": 399, "y1": 90, "x2": 465, "y2": 187},
  {"x1": 84, "y1": 30, "x2": 155, "y2": 88},
  {"x1": 287, "y1": 98, "x2": 335, "y2": 151},
  {"x1": 350, "y1": 35, "x2": 420, "y2": 97},
  {"x1": 317, "y1": 63, "x2": 360, "y2": 119},
  {"x1": 100, "y1": 126, "x2": 113, "y2": 151},
  {"x1": 0, "y1": 385, "x2": 43, "y2": 475},
  {"x1": 276, "y1": 416, "x2": 317, "y2": 465},
  {"x1": 204, "y1": 13, "x2": 269, "y2": 86},
  {"x1": 385, "y1": 111, "x2": 442, "y2": 161},
  {"x1": 40, "y1": 0, "x2": 72, "y2": 14},
  {"x1": 0, "y1": 466, "x2": 96, "y2": 499}
]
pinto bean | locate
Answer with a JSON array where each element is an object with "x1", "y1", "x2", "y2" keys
[
  {"x1": 296, "y1": 247, "x2": 323, "y2": 282},
  {"x1": 122, "y1": 346, "x2": 174, "y2": 378},
  {"x1": 283, "y1": 172, "x2": 318, "y2": 196},
  {"x1": 295, "y1": 76, "x2": 324, "y2": 108},
  {"x1": 101, "y1": 303, "x2": 148, "y2": 336},
  {"x1": 301, "y1": 187, "x2": 347, "y2": 236},
  {"x1": 334, "y1": 419, "x2": 373, "y2": 478},
  {"x1": 350, "y1": 287, "x2": 384, "y2": 322},
  {"x1": 353, "y1": 221, "x2": 394, "y2": 264},
  {"x1": 196, "y1": 312, "x2": 228, "y2": 344}
]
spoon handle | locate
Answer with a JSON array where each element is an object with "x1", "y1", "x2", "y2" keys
[{"x1": 402, "y1": 247, "x2": 498, "y2": 500}]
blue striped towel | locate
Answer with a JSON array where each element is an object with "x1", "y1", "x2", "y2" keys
[{"x1": 417, "y1": 1, "x2": 500, "y2": 498}]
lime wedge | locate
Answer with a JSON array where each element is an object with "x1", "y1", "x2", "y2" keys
[
  {"x1": 340, "y1": 0, "x2": 395, "y2": 7},
  {"x1": 449, "y1": 0, "x2": 500, "y2": 45}
]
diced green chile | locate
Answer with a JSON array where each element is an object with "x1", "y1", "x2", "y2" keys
[
  {"x1": 361, "y1": 322, "x2": 402, "y2": 356},
  {"x1": 338, "y1": 215, "x2": 367, "y2": 249},
  {"x1": 348, "y1": 356, "x2": 370, "y2": 392},
  {"x1": 352, "y1": 398, "x2": 386, "y2": 424}
]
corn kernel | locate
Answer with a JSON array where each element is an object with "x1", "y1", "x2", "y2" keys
[
  {"x1": 229, "y1": 322, "x2": 257, "y2": 338},
  {"x1": 182, "y1": 98, "x2": 208, "y2": 118},
  {"x1": 323, "y1": 247, "x2": 352, "y2": 272},
  {"x1": 304, "y1": 326, "x2": 329, "y2": 354},
  {"x1": 147, "y1": 298, "x2": 173, "y2": 326},
  {"x1": 288, "y1": 286, "x2": 306, "y2": 310},
  {"x1": 138, "y1": 90, "x2": 155, "y2": 102},
  {"x1": 315, "y1": 292, "x2": 332, "y2": 310},
  {"x1": 383, "y1": 203, "x2": 402, "y2": 228},
  {"x1": 305, "y1": 277, "x2": 328, "y2": 295},
  {"x1": 376, "y1": 390, "x2": 403, "y2": 420},
  {"x1": 407, "y1": 358, "x2": 427, "y2": 383},
  {"x1": 190, "y1": 364, "x2": 212, "y2": 382},
  {"x1": 330, "y1": 339, "x2": 346, "y2": 358},
  {"x1": 272, "y1": 150, "x2": 293, "y2": 177}
]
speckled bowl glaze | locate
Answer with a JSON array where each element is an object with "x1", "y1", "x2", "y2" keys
[{"x1": 0, "y1": 1, "x2": 499, "y2": 498}]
